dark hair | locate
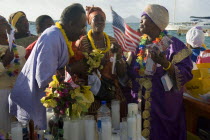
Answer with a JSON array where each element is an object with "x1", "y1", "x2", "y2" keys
[
  {"x1": 35, "y1": 15, "x2": 53, "y2": 34},
  {"x1": 60, "y1": 3, "x2": 85, "y2": 25}
]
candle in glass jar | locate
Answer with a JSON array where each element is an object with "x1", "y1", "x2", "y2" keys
[
  {"x1": 111, "y1": 100, "x2": 120, "y2": 130},
  {"x1": 128, "y1": 103, "x2": 138, "y2": 117},
  {"x1": 63, "y1": 120, "x2": 70, "y2": 140},
  {"x1": 11, "y1": 122, "x2": 22, "y2": 140},
  {"x1": 85, "y1": 119, "x2": 95, "y2": 140},
  {"x1": 101, "y1": 120, "x2": 112, "y2": 140},
  {"x1": 136, "y1": 113, "x2": 142, "y2": 140},
  {"x1": 127, "y1": 116, "x2": 137, "y2": 140},
  {"x1": 69, "y1": 120, "x2": 80, "y2": 140}
]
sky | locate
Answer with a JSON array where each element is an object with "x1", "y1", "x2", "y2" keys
[{"x1": 0, "y1": 0, "x2": 210, "y2": 23}]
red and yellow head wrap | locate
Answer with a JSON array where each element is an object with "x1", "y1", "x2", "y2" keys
[{"x1": 86, "y1": 6, "x2": 106, "y2": 25}]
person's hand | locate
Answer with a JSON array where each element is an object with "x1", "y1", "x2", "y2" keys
[
  {"x1": 56, "y1": 67, "x2": 65, "y2": 82},
  {"x1": 69, "y1": 60, "x2": 89, "y2": 79},
  {"x1": 110, "y1": 43, "x2": 122, "y2": 59},
  {"x1": 150, "y1": 46, "x2": 169, "y2": 68},
  {"x1": 1, "y1": 48, "x2": 14, "y2": 67}
]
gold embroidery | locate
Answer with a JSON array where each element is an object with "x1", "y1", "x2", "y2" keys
[
  {"x1": 144, "y1": 91, "x2": 151, "y2": 99},
  {"x1": 171, "y1": 48, "x2": 192, "y2": 64},
  {"x1": 145, "y1": 101, "x2": 151, "y2": 109},
  {"x1": 142, "y1": 128, "x2": 150, "y2": 138},
  {"x1": 171, "y1": 48, "x2": 192, "y2": 90},
  {"x1": 174, "y1": 65, "x2": 183, "y2": 90},
  {"x1": 143, "y1": 110, "x2": 150, "y2": 119},
  {"x1": 143, "y1": 120, "x2": 150, "y2": 128}
]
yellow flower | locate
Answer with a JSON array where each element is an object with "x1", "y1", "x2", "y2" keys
[
  {"x1": 88, "y1": 29, "x2": 111, "y2": 53},
  {"x1": 82, "y1": 86, "x2": 94, "y2": 103},
  {"x1": 49, "y1": 75, "x2": 59, "y2": 88},
  {"x1": 142, "y1": 34, "x2": 148, "y2": 39},
  {"x1": 40, "y1": 97, "x2": 57, "y2": 108}
]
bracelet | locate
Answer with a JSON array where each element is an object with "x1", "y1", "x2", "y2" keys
[{"x1": 163, "y1": 61, "x2": 171, "y2": 70}]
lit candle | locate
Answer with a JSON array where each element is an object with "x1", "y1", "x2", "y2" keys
[{"x1": 111, "y1": 100, "x2": 120, "y2": 130}]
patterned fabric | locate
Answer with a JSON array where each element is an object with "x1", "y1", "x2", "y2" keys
[
  {"x1": 125, "y1": 36, "x2": 193, "y2": 140},
  {"x1": 0, "y1": 45, "x2": 25, "y2": 89},
  {"x1": 75, "y1": 35, "x2": 127, "y2": 118}
]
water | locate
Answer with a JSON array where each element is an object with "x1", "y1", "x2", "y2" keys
[
  {"x1": 97, "y1": 101, "x2": 111, "y2": 140},
  {"x1": 29, "y1": 23, "x2": 210, "y2": 47},
  {"x1": 97, "y1": 101, "x2": 111, "y2": 120}
]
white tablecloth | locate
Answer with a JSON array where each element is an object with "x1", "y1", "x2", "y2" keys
[{"x1": 112, "y1": 134, "x2": 146, "y2": 140}]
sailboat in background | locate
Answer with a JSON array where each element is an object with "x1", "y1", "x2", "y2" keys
[
  {"x1": 165, "y1": 0, "x2": 210, "y2": 36},
  {"x1": 176, "y1": 17, "x2": 210, "y2": 36}
]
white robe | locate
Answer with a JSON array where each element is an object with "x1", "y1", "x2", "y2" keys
[{"x1": 9, "y1": 26, "x2": 69, "y2": 129}]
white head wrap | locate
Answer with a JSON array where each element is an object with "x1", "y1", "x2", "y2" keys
[{"x1": 186, "y1": 26, "x2": 205, "y2": 48}]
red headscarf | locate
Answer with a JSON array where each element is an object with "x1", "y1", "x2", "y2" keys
[{"x1": 86, "y1": 6, "x2": 106, "y2": 25}]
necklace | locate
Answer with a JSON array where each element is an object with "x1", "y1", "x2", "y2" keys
[
  {"x1": 135, "y1": 31, "x2": 167, "y2": 75},
  {"x1": 87, "y1": 29, "x2": 111, "y2": 53},
  {"x1": 55, "y1": 22, "x2": 74, "y2": 57},
  {"x1": 137, "y1": 31, "x2": 167, "y2": 139},
  {"x1": 6, "y1": 44, "x2": 20, "y2": 77}
]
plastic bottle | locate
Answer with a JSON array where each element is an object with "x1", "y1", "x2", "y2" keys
[{"x1": 97, "y1": 101, "x2": 111, "y2": 140}]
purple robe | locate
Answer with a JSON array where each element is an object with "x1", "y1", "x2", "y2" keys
[{"x1": 126, "y1": 36, "x2": 193, "y2": 140}]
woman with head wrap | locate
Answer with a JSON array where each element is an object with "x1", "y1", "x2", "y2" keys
[
  {"x1": 69, "y1": 6, "x2": 128, "y2": 118},
  {"x1": 0, "y1": 15, "x2": 25, "y2": 136},
  {"x1": 126, "y1": 4, "x2": 193, "y2": 140},
  {"x1": 9, "y1": 11, "x2": 34, "y2": 39},
  {"x1": 186, "y1": 26, "x2": 206, "y2": 64}
]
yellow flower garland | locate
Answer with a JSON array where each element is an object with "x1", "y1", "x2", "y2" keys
[
  {"x1": 55, "y1": 22, "x2": 74, "y2": 57},
  {"x1": 87, "y1": 29, "x2": 111, "y2": 53}
]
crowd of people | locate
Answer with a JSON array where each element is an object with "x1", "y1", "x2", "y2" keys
[{"x1": 0, "y1": 3, "x2": 207, "y2": 140}]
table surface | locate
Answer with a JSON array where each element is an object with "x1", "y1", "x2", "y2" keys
[
  {"x1": 112, "y1": 134, "x2": 146, "y2": 140},
  {"x1": 183, "y1": 93, "x2": 210, "y2": 134},
  {"x1": 183, "y1": 93, "x2": 210, "y2": 114}
]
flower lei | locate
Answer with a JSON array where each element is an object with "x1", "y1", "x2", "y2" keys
[
  {"x1": 87, "y1": 29, "x2": 111, "y2": 53},
  {"x1": 137, "y1": 31, "x2": 167, "y2": 139},
  {"x1": 135, "y1": 31, "x2": 167, "y2": 75},
  {"x1": 55, "y1": 22, "x2": 74, "y2": 57},
  {"x1": 6, "y1": 44, "x2": 20, "y2": 77},
  {"x1": 83, "y1": 50, "x2": 104, "y2": 73}
]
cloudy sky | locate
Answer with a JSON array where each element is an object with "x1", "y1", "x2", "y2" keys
[{"x1": 0, "y1": 0, "x2": 209, "y2": 22}]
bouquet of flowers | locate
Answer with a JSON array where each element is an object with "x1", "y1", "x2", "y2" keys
[{"x1": 40, "y1": 75, "x2": 94, "y2": 118}]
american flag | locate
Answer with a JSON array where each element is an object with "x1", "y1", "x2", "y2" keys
[{"x1": 112, "y1": 8, "x2": 141, "y2": 52}]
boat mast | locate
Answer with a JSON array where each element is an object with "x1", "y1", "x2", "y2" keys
[{"x1": 173, "y1": 0, "x2": 176, "y2": 24}]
